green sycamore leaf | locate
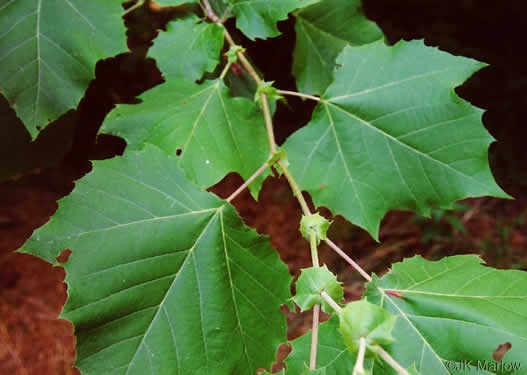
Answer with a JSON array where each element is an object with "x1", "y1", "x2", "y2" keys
[
  {"x1": 19, "y1": 144, "x2": 292, "y2": 375},
  {"x1": 283, "y1": 40, "x2": 508, "y2": 240},
  {"x1": 149, "y1": 14, "x2": 224, "y2": 81},
  {"x1": 285, "y1": 316, "x2": 374, "y2": 374},
  {"x1": 364, "y1": 255, "x2": 527, "y2": 374},
  {"x1": 293, "y1": 265, "x2": 343, "y2": 313},
  {"x1": 292, "y1": 0, "x2": 383, "y2": 95},
  {"x1": 228, "y1": 0, "x2": 319, "y2": 40},
  {"x1": 102, "y1": 77, "x2": 270, "y2": 198},
  {"x1": 0, "y1": 0, "x2": 126, "y2": 138},
  {"x1": 338, "y1": 300, "x2": 396, "y2": 357}
]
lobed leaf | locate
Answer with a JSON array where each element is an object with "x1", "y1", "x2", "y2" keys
[
  {"x1": 102, "y1": 77, "x2": 270, "y2": 197},
  {"x1": 364, "y1": 255, "x2": 527, "y2": 374},
  {"x1": 292, "y1": 0, "x2": 383, "y2": 95},
  {"x1": 284, "y1": 40, "x2": 508, "y2": 239},
  {"x1": 228, "y1": 0, "x2": 319, "y2": 40},
  {"x1": 149, "y1": 14, "x2": 224, "y2": 81},
  {"x1": 0, "y1": 0, "x2": 126, "y2": 137},
  {"x1": 20, "y1": 145, "x2": 292, "y2": 375}
]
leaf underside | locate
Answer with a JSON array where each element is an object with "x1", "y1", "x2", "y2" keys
[
  {"x1": 293, "y1": 0, "x2": 384, "y2": 95},
  {"x1": 20, "y1": 145, "x2": 292, "y2": 375},
  {"x1": 365, "y1": 255, "x2": 527, "y2": 374},
  {"x1": 284, "y1": 40, "x2": 508, "y2": 240},
  {"x1": 0, "y1": 0, "x2": 126, "y2": 138},
  {"x1": 102, "y1": 78, "x2": 270, "y2": 197}
]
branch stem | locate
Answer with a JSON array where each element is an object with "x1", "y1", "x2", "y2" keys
[
  {"x1": 277, "y1": 89, "x2": 321, "y2": 102},
  {"x1": 309, "y1": 232, "x2": 320, "y2": 267},
  {"x1": 200, "y1": 2, "x2": 324, "y2": 370},
  {"x1": 226, "y1": 161, "x2": 270, "y2": 203},
  {"x1": 309, "y1": 304, "x2": 320, "y2": 369},
  {"x1": 377, "y1": 346, "x2": 412, "y2": 375},
  {"x1": 308, "y1": 227, "x2": 320, "y2": 369},
  {"x1": 222, "y1": 30, "x2": 261, "y2": 84},
  {"x1": 219, "y1": 62, "x2": 232, "y2": 80},
  {"x1": 260, "y1": 93, "x2": 277, "y2": 153},
  {"x1": 278, "y1": 161, "x2": 311, "y2": 216},
  {"x1": 201, "y1": 0, "x2": 220, "y2": 23},
  {"x1": 353, "y1": 337, "x2": 367, "y2": 375},
  {"x1": 325, "y1": 238, "x2": 372, "y2": 282},
  {"x1": 278, "y1": 156, "x2": 324, "y2": 375}
]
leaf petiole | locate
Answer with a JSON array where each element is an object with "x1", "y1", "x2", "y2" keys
[
  {"x1": 277, "y1": 89, "x2": 321, "y2": 102},
  {"x1": 310, "y1": 232, "x2": 320, "y2": 267},
  {"x1": 321, "y1": 290, "x2": 342, "y2": 313},
  {"x1": 325, "y1": 239, "x2": 372, "y2": 282},
  {"x1": 376, "y1": 346, "x2": 412, "y2": 375},
  {"x1": 226, "y1": 160, "x2": 270, "y2": 203},
  {"x1": 353, "y1": 337, "x2": 367, "y2": 375},
  {"x1": 219, "y1": 62, "x2": 232, "y2": 80}
]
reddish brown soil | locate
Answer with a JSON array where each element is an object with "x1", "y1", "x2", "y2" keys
[{"x1": 1, "y1": 164, "x2": 526, "y2": 375}]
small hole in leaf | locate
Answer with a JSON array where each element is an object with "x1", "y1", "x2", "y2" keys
[
  {"x1": 56, "y1": 249, "x2": 72, "y2": 264},
  {"x1": 176, "y1": 149, "x2": 182, "y2": 156},
  {"x1": 492, "y1": 342, "x2": 511, "y2": 361}
]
